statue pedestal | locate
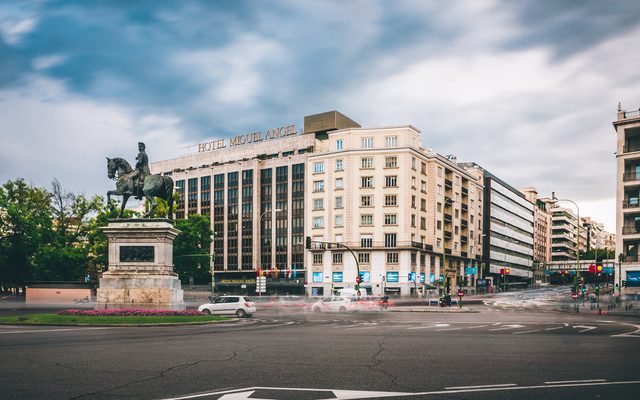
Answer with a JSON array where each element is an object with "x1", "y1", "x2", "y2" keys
[{"x1": 96, "y1": 219, "x2": 185, "y2": 310}]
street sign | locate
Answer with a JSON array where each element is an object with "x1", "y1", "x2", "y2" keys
[
  {"x1": 458, "y1": 290, "x2": 464, "y2": 297},
  {"x1": 571, "y1": 293, "x2": 578, "y2": 299}
]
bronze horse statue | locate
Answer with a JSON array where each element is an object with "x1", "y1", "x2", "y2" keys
[{"x1": 106, "y1": 157, "x2": 174, "y2": 219}]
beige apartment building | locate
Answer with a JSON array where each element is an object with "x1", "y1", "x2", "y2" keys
[
  {"x1": 151, "y1": 110, "x2": 485, "y2": 296},
  {"x1": 614, "y1": 103, "x2": 640, "y2": 295},
  {"x1": 307, "y1": 120, "x2": 484, "y2": 296}
]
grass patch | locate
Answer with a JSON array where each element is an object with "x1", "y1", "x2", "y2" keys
[{"x1": 0, "y1": 314, "x2": 229, "y2": 325}]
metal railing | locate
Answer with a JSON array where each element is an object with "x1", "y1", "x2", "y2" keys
[
  {"x1": 623, "y1": 226, "x2": 640, "y2": 234},
  {"x1": 623, "y1": 172, "x2": 640, "y2": 182},
  {"x1": 623, "y1": 109, "x2": 640, "y2": 118},
  {"x1": 623, "y1": 200, "x2": 640, "y2": 208},
  {"x1": 624, "y1": 142, "x2": 640, "y2": 153}
]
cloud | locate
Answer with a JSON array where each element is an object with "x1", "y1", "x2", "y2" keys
[{"x1": 0, "y1": 75, "x2": 189, "y2": 198}]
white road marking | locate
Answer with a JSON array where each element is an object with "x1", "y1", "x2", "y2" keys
[
  {"x1": 545, "y1": 326, "x2": 564, "y2": 331},
  {"x1": 545, "y1": 379, "x2": 607, "y2": 384},
  {"x1": 513, "y1": 330, "x2": 540, "y2": 335},
  {"x1": 572, "y1": 325, "x2": 597, "y2": 333},
  {"x1": 489, "y1": 324, "x2": 525, "y2": 331},
  {"x1": 611, "y1": 323, "x2": 640, "y2": 338},
  {"x1": 407, "y1": 325, "x2": 437, "y2": 330},
  {"x1": 445, "y1": 383, "x2": 517, "y2": 390},
  {"x1": 466, "y1": 325, "x2": 489, "y2": 329}
]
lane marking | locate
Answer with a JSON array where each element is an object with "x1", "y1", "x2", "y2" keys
[
  {"x1": 545, "y1": 326, "x2": 564, "y2": 331},
  {"x1": 545, "y1": 379, "x2": 606, "y2": 385},
  {"x1": 513, "y1": 330, "x2": 540, "y2": 335},
  {"x1": 611, "y1": 323, "x2": 640, "y2": 338},
  {"x1": 435, "y1": 327, "x2": 462, "y2": 332},
  {"x1": 466, "y1": 325, "x2": 489, "y2": 329},
  {"x1": 489, "y1": 324, "x2": 525, "y2": 331},
  {"x1": 572, "y1": 325, "x2": 597, "y2": 333},
  {"x1": 445, "y1": 383, "x2": 517, "y2": 390}
]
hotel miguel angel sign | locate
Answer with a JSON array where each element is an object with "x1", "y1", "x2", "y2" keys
[{"x1": 196, "y1": 124, "x2": 299, "y2": 153}]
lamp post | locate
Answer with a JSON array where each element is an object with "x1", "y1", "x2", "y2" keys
[{"x1": 551, "y1": 194, "x2": 581, "y2": 290}]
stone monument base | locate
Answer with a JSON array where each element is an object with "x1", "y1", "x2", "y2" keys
[{"x1": 96, "y1": 219, "x2": 185, "y2": 310}]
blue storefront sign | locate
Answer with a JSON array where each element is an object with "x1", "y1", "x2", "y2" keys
[
  {"x1": 429, "y1": 273, "x2": 435, "y2": 284},
  {"x1": 420, "y1": 273, "x2": 425, "y2": 283},
  {"x1": 332, "y1": 272, "x2": 343, "y2": 282},
  {"x1": 408, "y1": 272, "x2": 416, "y2": 282},
  {"x1": 312, "y1": 272, "x2": 323, "y2": 283},
  {"x1": 386, "y1": 272, "x2": 399, "y2": 283},
  {"x1": 360, "y1": 271, "x2": 370, "y2": 283},
  {"x1": 465, "y1": 266, "x2": 477, "y2": 275}
]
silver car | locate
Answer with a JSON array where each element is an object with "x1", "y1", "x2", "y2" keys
[{"x1": 198, "y1": 295, "x2": 256, "y2": 318}]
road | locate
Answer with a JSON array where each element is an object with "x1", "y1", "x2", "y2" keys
[{"x1": 1, "y1": 292, "x2": 639, "y2": 399}]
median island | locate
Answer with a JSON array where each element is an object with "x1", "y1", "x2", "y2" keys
[{"x1": 0, "y1": 308, "x2": 230, "y2": 325}]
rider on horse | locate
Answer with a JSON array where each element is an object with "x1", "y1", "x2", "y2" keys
[{"x1": 128, "y1": 142, "x2": 150, "y2": 200}]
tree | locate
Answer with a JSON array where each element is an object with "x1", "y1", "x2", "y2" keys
[
  {"x1": 173, "y1": 214, "x2": 212, "y2": 285},
  {"x1": 0, "y1": 179, "x2": 53, "y2": 294},
  {"x1": 581, "y1": 247, "x2": 614, "y2": 262}
]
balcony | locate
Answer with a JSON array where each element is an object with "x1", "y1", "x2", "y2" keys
[
  {"x1": 461, "y1": 219, "x2": 468, "y2": 227},
  {"x1": 623, "y1": 200, "x2": 640, "y2": 209},
  {"x1": 623, "y1": 255, "x2": 640, "y2": 262},
  {"x1": 624, "y1": 142, "x2": 640, "y2": 153},
  {"x1": 622, "y1": 226, "x2": 640, "y2": 235},
  {"x1": 445, "y1": 179, "x2": 452, "y2": 188},
  {"x1": 444, "y1": 214, "x2": 452, "y2": 223},
  {"x1": 444, "y1": 231, "x2": 452, "y2": 240},
  {"x1": 624, "y1": 172, "x2": 640, "y2": 182},
  {"x1": 461, "y1": 203, "x2": 468, "y2": 212},
  {"x1": 461, "y1": 251, "x2": 468, "y2": 258},
  {"x1": 462, "y1": 187, "x2": 468, "y2": 195},
  {"x1": 461, "y1": 235, "x2": 468, "y2": 243}
]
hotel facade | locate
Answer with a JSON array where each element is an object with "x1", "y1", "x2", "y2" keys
[{"x1": 151, "y1": 111, "x2": 485, "y2": 296}]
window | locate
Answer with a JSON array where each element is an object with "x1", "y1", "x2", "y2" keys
[
  {"x1": 437, "y1": 238, "x2": 442, "y2": 248},
  {"x1": 412, "y1": 157, "x2": 416, "y2": 170},
  {"x1": 362, "y1": 137, "x2": 373, "y2": 149},
  {"x1": 385, "y1": 136, "x2": 398, "y2": 147},
  {"x1": 411, "y1": 253, "x2": 417, "y2": 265},
  {"x1": 313, "y1": 198, "x2": 324, "y2": 210},
  {"x1": 361, "y1": 195, "x2": 372, "y2": 206},
  {"x1": 421, "y1": 162, "x2": 427, "y2": 175},
  {"x1": 332, "y1": 252, "x2": 343, "y2": 264},
  {"x1": 313, "y1": 216, "x2": 324, "y2": 228},
  {"x1": 411, "y1": 214, "x2": 416, "y2": 227},
  {"x1": 437, "y1": 220, "x2": 442, "y2": 230},
  {"x1": 335, "y1": 214, "x2": 343, "y2": 226},
  {"x1": 385, "y1": 176, "x2": 397, "y2": 187},
  {"x1": 385, "y1": 233, "x2": 397, "y2": 247},
  {"x1": 385, "y1": 156, "x2": 398, "y2": 168},
  {"x1": 335, "y1": 196, "x2": 343, "y2": 208},
  {"x1": 421, "y1": 180, "x2": 427, "y2": 192},
  {"x1": 361, "y1": 235, "x2": 373, "y2": 247},
  {"x1": 438, "y1": 167, "x2": 443, "y2": 177},
  {"x1": 421, "y1": 199, "x2": 426, "y2": 211},
  {"x1": 361, "y1": 157, "x2": 374, "y2": 169},
  {"x1": 358, "y1": 252, "x2": 370, "y2": 264},
  {"x1": 335, "y1": 177, "x2": 344, "y2": 190},
  {"x1": 384, "y1": 214, "x2": 397, "y2": 225},
  {"x1": 420, "y1": 217, "x2": 426, "y2": 230},
  {"x1": 361, "y1": 214, "x2": 373, "y2": 225},
  {"x1": 313, "y1": 162, "x2": 324, "y2": 174},
  {"x1": 437, "y1": 202, "x2": 442, "y2": 212},
  {"x1": 336, "y1": 139, "x2": 343, "y2": 151},
  {"x1": 313, "y1": 180, "x2": 324, "y2": 192},
  {"x1": 385, "y1": 195, "x2": 397, "y2": 206},
  {"x1": 361, "y1": 176, "x2": 373, "y2": 188},
  {"x1": 412, "y1": 195, "x2": 416, "y2": 208},
  {"x1": 386, "y1": 252, "x2": 399, "y2": 264},
  {"x1": 412, "y1": 177, "x2": 416, "y2": 188},
  {"x1": 437, "y1": 184, "x2": 442, "y2": 195},
  {"x1": 335, "y1": 159, "x2": 343, "y2": 171},
  {"x1": 313, "y1": 253, "x2": 323, "y2": 264}
]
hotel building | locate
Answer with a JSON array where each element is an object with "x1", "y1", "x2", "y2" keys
[
  {"x1": 614, "y1": 103, "x2": 640, "y2": 294},
  {"x1": 151, "y1": 111, "x2": 484, "y2": 296}
]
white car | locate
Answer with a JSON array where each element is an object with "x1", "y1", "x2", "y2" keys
[
  {"x1": 198, "y1": 295, "x2": 256, "y2": 318},
  {"x1": 310, "y1": 296, "x2": 354, "y2": 313}
]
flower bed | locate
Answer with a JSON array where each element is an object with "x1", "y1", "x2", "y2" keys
[{"x1": 58, "y1": 308, "x2": 204, "y2": 316}]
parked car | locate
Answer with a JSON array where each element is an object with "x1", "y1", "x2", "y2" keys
[
  {"x1": 198, "y1": 295, "x2": 256, "y2": 318},
  {"x1": 310, "y1": 296, "x2": 354, "y2": 313}
]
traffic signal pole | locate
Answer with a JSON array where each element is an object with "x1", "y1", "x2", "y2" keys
[{"x1": 306, "y1": 237, "x2": 361, "y2": 294}]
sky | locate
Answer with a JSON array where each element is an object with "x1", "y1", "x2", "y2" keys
[{"x1": 1, "y1": 0, "x2": 640, "y2": 232}]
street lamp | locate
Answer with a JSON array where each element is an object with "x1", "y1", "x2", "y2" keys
[{"x1": 551, "y1": 193, "x2": 581, "y2": 289}]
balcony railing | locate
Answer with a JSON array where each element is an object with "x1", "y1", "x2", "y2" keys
[
  {"x1": 461, "y1": 187, "x2": 468, "y2": 195},
  {"x1": 623, "y1": 200, "x2": 640, "y2": 208},
  {"x1": 623, "y1": 255, "x2": 639, "y2": 262},
  {"x1": 622, "y1": 226, "x2": 640, "y2": 234},
  {"x1": 623, "y1": 109, "x2": 640, "y2": 118},
  {"x1": 461, "y1": 203, "x2": 468, "y2": 212},
  {"x1": 623, "y1": 172, "x2": 640, "y2": 182},
  {"x1": 624, "y1": 142, "x2": 640, "y2": 153}
]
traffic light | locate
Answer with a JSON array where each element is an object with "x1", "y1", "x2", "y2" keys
[
  {"x1": 589, "y1": 265, "x2": 596, "y2": 274},
  {"x1": 305, "y1": 236, "x2": 311, "y2": 249},
  {"x1": 356, "y1": 275, "x2": 361, "y2": 284},
  {"x1": 596, "y1": 264, "x2": 603, "y2": 274},
  {"x1": 500, "y1": 268, "x2": 505, "y2": 276},
  {"x1": 622, "y1": 280, "x2": 627, "y2": 287},
  {"x1": 505, "y1": 268, "x2": 511, "y2": 275}
]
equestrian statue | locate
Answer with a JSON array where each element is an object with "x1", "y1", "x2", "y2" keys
[{"x1": 106, "y1": 142, "x2": 174, "y2": 219}]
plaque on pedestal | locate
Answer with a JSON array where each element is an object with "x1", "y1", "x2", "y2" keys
[{"x1": 96, "y1": 219, "x2": 184, "y2": 310}]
